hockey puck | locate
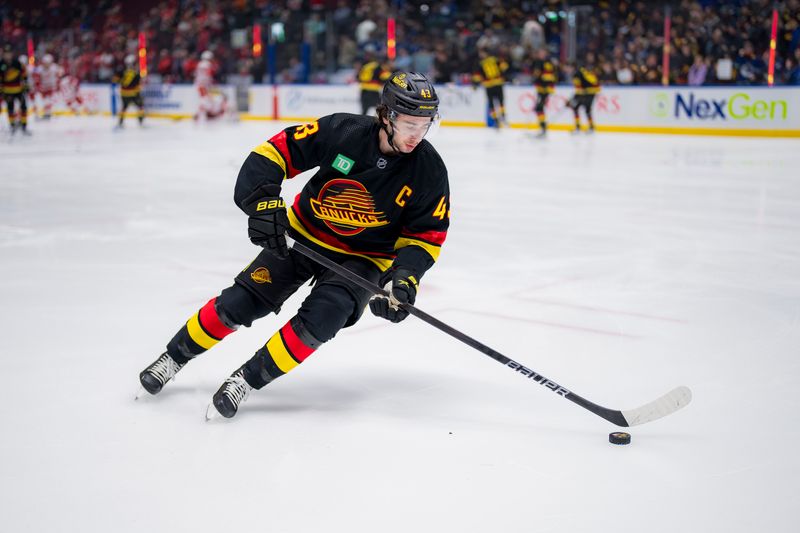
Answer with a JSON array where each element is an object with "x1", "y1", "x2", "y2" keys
[{"x1": 609, "y1": 432, "x2": 631, "y2": 445}]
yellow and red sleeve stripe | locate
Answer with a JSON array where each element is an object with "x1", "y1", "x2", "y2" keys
[
  {"x1": 186, "y1": 298, "x2": 236, "y2": 350},
  {"x1": 394, "y1": 229, "x2": 447, "y2": 262},
  {"x1": 252, "y1": 130, "x2": 303, "y2": 180}
]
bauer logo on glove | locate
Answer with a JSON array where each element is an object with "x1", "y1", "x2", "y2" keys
[
  {"x1": 242, "y1": 184, "x2": 290, "y2": 258},
  {"x1": 255, "y1": 198, "x2": 285, "y2": 211}
]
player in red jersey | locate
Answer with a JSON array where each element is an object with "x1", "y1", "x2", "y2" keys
[
  {"x1": 194, "y1": 50, "x2": 217, "y2": 121},
  {"x1": 33, "y1": 54, "x2": 63, "y2": 119}
]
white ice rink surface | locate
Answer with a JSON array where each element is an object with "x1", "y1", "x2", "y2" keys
[{"x1": 1, "y1": 117, "x2": 798, "y2": 532}]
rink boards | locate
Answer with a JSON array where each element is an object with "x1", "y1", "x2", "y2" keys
[{"x1": 36, "y1": 82, "x2": 800, "y2": 137}]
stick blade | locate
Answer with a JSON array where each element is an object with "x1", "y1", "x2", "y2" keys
[{"x1": 621, "y1": 386, "x2": 692, "y2": 427}]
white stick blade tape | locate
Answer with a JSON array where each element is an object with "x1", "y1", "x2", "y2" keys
[{"x1": 622, "y1": 386, "x2": 693, "y2": 427}]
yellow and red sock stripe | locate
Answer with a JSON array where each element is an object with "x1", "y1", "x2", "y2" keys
[
  {"x1": 186, "y1": 298, "x2": 236, "y2": 350},
  {"x1": 263, "y1": 318, "x2": 318, "y2": 375}
]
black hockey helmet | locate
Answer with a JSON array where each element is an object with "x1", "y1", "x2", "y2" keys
[{"x1": 381, "y1": 71, "x2": 439, "y2": 118}]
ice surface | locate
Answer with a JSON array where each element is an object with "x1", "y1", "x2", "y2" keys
[{"x1": 1, "y1": 117, "x2": 798, "y2": 532}]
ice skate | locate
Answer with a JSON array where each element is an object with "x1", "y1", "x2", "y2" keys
[
  {"x1": 137, "y1": 352, "x2": 185, "y2": 398},
  {"x1": 206, "y1": 367, "x2": 253, "y2": 420}
]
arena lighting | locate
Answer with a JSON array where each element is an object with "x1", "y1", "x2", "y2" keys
[
  {"x1": 27, "y1": 36, "x2": 35, "y2": 66},
  {"x1": 767, "y1": 7, "x2": 778, "y2": 86},
  {"x1": 253, "y1": 24, "x2": 262, "y2": 57},
  {"x1": 387, "y1": 18, "x2": 396, "y2": 60},
  {"x1": 138, "y1": 31, "x2": 147, "y2": 77},
  {"x1": 662, "y1": 6, "x2": 671, "y2": 86}
]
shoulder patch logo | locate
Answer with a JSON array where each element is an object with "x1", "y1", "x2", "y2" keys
[{"x1": 332, "y1": 154, "x2": 355, "y2": 175}]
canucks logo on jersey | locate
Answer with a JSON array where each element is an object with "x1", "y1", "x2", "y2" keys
[{"x1": 309, "y1": 179, "x2": 390, "y2": 236}]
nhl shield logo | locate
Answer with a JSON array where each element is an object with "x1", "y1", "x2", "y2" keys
[{"x1": 377, "y1": 157, "x2": 387, "y2": 169}]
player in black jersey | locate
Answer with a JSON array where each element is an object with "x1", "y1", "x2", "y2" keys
[
  {"x1": 569, "y1": 65, "x2": 601, "y2": 133},
  {"x1": 356, "y1": 55, "x2": 392, "y2": 115},
  {"x1": 138, "y1": 71, "x2": 450, "y2": 419},
  {"x1": 1, "y1": 45, "x2": 31, "y2": 136},
  {"x1": 473, "y1": 48, "x2": 509, "y2": 128},
  {"x1": 531, "y1": 49, "x2": 556, "y2": 138},
  {"x1": 113, "y1": 55, "x2": 144, "y2": 128}
]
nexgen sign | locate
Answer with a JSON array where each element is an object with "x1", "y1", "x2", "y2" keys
[{"x1": 674, "y1": 92, "x2": 788, "y2": 121}]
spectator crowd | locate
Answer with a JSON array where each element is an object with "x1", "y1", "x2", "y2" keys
[{"x1": 2, "y1": 0, "x2": 800, "y2": 87}]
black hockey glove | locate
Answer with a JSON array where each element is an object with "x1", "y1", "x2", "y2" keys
[
  {"x1": 242, "y1": 184, "x2": 290, "y2": 258},
  {"x1": 369, "y1": 268, "x2": 418, "y2": 323}
]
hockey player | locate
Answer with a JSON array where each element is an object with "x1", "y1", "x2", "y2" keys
[
  {"x1": 194, "y1": 50, "x2": 216, "y2": 121},
  {"x1": 569, "y1": 65, "x2": 601, "y2": 133},
  {"x1": 1, "y1": 45, "x2": 31, "y2": 135},
  {"x1": 473, "y1": 48, "x2": 508, "y2": 128},
  {"x1": 138, "y1": 71, "x2": 450, "y2": 419},
  {"x1": 33, "y1": 54, "x2": 63, "y2": 119},
  {"x1": 202, "y1": 88, "x2": 230, "y2": 120},
  {"x1": 113, "y1": 55, "x2": 144, "y2": 128},
  {"x1": 59, "y1": 71, "x2": 86, "y2": 115},
  {"x1": 531, "y1": 49, "x2": 556, "y2": 137},
  {"x1": 356, "y1": 54, "x2": 392, "y2": 115}
]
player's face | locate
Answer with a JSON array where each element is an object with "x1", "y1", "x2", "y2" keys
[{"x1": 389, "y1": 114, "x2": 434, "y2": 153}]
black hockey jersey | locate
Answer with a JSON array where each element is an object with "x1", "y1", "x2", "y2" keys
[
  {"x1": 473, "y1": 55, "x2": 508, "y2": 88},
  {"x1": 1, "y1": 58, "x2": 27, "y2": 95},
  {"x1": 357, "y1": 61, "x2": 391, "y2": 92},
  {"x1": 572, "y1": 67, "x2": 600, "y2": 95},
  {"x1": 235, "y1": 113, "x2": 450, "y2": 275},
  {"x1": 115, "y1": 68, "x2": 141, "y2": 97},
  {"x1": 533, "y1": 60, "x2": 556, "y2": 94}
]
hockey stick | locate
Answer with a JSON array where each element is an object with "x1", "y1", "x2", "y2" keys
[{"x1": 291, "y1": 241, "x2": 692, "y2": 427}]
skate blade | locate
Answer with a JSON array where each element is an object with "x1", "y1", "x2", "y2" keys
[{"x1": 205, "y1": 402, "x2": 220, "y2": 421}]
